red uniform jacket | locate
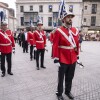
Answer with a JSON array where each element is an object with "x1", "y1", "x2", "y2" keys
[
  {"x1": 0, "y1": 29, "x2": 15, "y2": 54},
  {"x1": 50, "y1": 32, "x2": 54, "y2": 43},
  {"x1": 27, "y1": 31, "x2": 35, "y2": 45},
  {"x1": 34, "y1": 30, "x2": 46, "y2": 49},
  {"x1": 53, "y1": 26, "x2": 79, "y2": 64}
]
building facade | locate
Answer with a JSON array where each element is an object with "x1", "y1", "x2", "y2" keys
[
  {"x1": 8, "y1": 8, "x2": 17, "y2": 32},
  {"x1": 0, "y1": 2, "x2": 17, "y2": 32},
  {"x1": 16, "y1": 0, "x2": 83, "y2": 31},
  {"x1": 82, "y1": 0, "x2": 100, "y2": 34}
]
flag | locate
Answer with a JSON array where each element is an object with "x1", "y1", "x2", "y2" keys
[
  {"x1": 37, "y1": 15, "x2": 43, "y2": 24},
  {"x1": 0, "y1": 11, "x2": 4, "y2": 22},
  {"x1": 37, "y1": 15, "x2": 42, "y2": 23},
  {"x1": 58, "y1": 0, "x2": 66, "y2": 20}
]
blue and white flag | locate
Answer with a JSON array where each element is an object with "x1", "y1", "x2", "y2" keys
[
  {"x1": 58, "y1": 0, "x2": 67, "y2": 19},
  {"x1": 0, "y1": 11, "x2": 4, "y2": 22},
  {"x1": 37, "y1": 15, "x2": 42, "y2": 22},
  {"x1": 37, "y1": 15, "x2": 43, "y2": 24}
]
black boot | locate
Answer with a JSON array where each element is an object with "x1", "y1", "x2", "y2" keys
[
  {"x1": 56, "y1": 91, "x2": 64, "y2": 100},
  {"x1": 41, "y1": 66, "x2": 46, "y2": 69},
  {"x1": 65, "y1": 92, "x2": 74, "y2": 99},
  {"x1": 57, "y1": 96, "x2": 64, "y2": 100},
  {"x1": 1, "y1": 73, "x2": 5, "y2": 77},
  {"x1": 8, "y1": 72, "x2": 13, "y2": 75}
]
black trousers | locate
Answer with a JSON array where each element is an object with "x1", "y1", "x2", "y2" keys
[
  {"x1": 36, "y1": 49, "x2": 45, "y2": 68},
  {"x1": 30, "y1": 45, "x2": 33, "y2": 59},
  {"x1": 30, "y1": 45, "x2": 36, "y2": 59},
  {"x1": 51, "y1": 46, "x2": 53, "y2": 58},
  {"x1": 34, "y1": 50, "x2": 36, "y2": 59},
  {"x1": 0, "y1": 54, "x2": 1, "y2": 64},
  {"x1": 18, "y1": 40, "x2": 21, "y2": 47},
  {"x1": 1, "y1": 53, "x2": 12, "y2": 74},
  {"x1": 57, "y1": 62, "x2": 76, "y2": 96},
  {"x1": 23, "y1": 41, "x2": 28, "y2": 53}
]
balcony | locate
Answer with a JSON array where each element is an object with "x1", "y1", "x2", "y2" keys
[{"x1": 23, "y1": 12, "x2": 38, "y2": 26}]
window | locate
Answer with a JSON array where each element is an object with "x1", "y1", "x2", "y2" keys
[
  {"x1": 53, "y1": 12, "x2": 58, "y2": 27},
  {"x1": 58, "y1": 19, "x2": 62, "y2": 26},
  {"x1": 91, "y1": 4, "x2": 97, "y2": 14},
  {"x1": 49, "y1": 5, "x2": 52, "y2": 12},
  {"x1": 20, "y1": 17, "x2": 24, "y2": 26},
  {"x1": 84, "y1": 18, "x2": 86, "y2": 22},
  {"x1": 91, "y1": 16, "x2": 96, "y2": 26},
  {"x1": 39, "y1": 5, "x2": 43, "y2": 12},
  {"x1": 20, "y1": 6, "x2": 24, "y2": 12},
  {"x1": 85, "y1": 6, "x2": 87, "y2": 10},
  {"x1": 53, "y1": 12, "x2": 62, "y2": 26},
  {"x1": 69, "y1": 5, "x2": 73, "y2": 12},
  {"x1": 30, "y1": 6, "x2": 33, "y2": 11},
  {"x1": 48, "y1": 17, "x2": 52, "y2": 26}
]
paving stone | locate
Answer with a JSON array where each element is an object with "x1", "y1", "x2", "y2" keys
[{"x1": 0, "y1": 41, "x2": 100, "y2": 100}]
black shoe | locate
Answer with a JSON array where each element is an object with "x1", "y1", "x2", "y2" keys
[
  {"x1": 56, "y1": 91, "x2": 64, "y2": 100},
  {"x1": 65, "y1": 92, "x2": 74, "y2": 99},
  {"x1": 8, "y1": 72, "x2": 13, "y2": 75},
  {"x1": 1, "y1": 73, "x2": 5, "y2": 77},
  {"x1": 41, "y1": 66, "x2": 46, "y2": 69},
  {"x1": 34, "y1": 57, "x2": 36, "y2": 60},
  {"x1": 57, "y1": 96, "x2": 64, "y2": 100},
  {"x1": 37, "y1": 67, "x2": 40, "y2": 70}
]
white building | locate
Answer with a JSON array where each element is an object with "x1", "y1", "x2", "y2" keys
[
  {"x1": 16, "y1": 0, "x2": 83, "y2": 31},
  {"x1": 82, "y1": 0, "x2": 100, "y2": 34},
  {"x1": 0, "y1": 2, "x2": 17, "y2": 32},
  {"x1": 9, "y1": 16, "x2": 17, "y2": 32}
]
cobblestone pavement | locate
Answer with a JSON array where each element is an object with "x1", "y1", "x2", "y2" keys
[{"x1": 0, "y1": 41, "x2": 100, "y2": 100}]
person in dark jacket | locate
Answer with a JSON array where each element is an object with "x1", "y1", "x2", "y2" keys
[{"x1": 21, "y1": 28, "x2": 28, "y2": 53}]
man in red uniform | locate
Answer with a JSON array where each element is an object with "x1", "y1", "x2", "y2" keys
[
  {"x1": 50, "y1": 28, "x2": 56, "y2": 58},
  {"x1": 27, "y1": 27, "x2": 35, "y2": 60},
  {"x1": 53, "y1": 11, "x2": 79, "y2": 100},
  {"x1": 0, "y1": 22, "x2": 15, "y2": 77},
  {"x1": 34, "y1": 19, "x2": 46, "y2": 70}
]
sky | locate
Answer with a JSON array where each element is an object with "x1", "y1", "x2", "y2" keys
[{"x1": 0, "y1": 0, "x2": 16, "y2": 11}]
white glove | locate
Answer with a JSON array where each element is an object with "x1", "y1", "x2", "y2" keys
[{"x1": 34, "y1": 47, "x2": 37, "y2": 51}]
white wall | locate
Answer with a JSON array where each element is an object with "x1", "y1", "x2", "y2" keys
[{"x1": 8, "y1": 18, "x2": 14, "y2": 31}]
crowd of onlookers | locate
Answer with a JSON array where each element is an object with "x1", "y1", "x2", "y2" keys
[
  {"x1": 83, "y1": 33, "x2": 100, "y2": 41},
  {"x1": 47, "y1": 32, "x2": 100, "y2": 42},
  {"x1": 13, "y1": 30, "x2": 100, "y2": 42}
]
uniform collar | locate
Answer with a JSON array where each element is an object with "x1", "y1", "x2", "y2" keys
[
  {"x1": 37, "y1": 30, "x2": 42, "y2": 33},
  {"x1": 63, "y1": 24, "x2": 71, "y2": 29}
]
